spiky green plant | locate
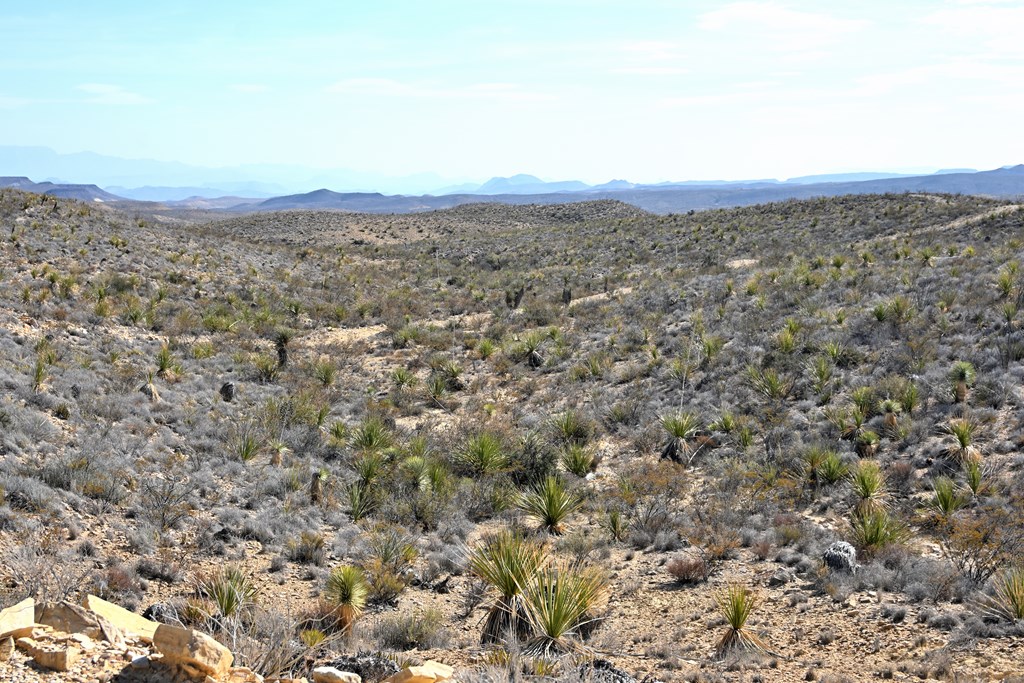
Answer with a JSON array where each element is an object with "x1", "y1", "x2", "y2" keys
[
  {"x1": 819, "y1": 451, "x2": 849, "y2": 485},
  {"x1": 963, "y1": 459, "x2": 987, "y2": 497},
  {"x1": 942, "y1": 418, "x2": 980, "y2": 464},
  {"x1": 468, "y1": 530, "x2": 547, "y2": 644},
  {"x1": 746, "y1": 365, "x2": 792, "y2": 400},
  {"x1": 560, "y1": 444, "x2": 596, "y2": 477},
  {"x1": 603, "y1": 509, "x2": 629, "y2": 542},
  {"x1": 549, "y1": 409, "x2": 592, "y2": 447},
  {"x1": 854, "y1": 429, "x2": 880, "y2": 458},
  {"x1": 347, "y1": 482, "x2": 375, "y2": 523},
  {"x1": 518, "y1": 476, "x2": 582, "y2": 534},
  {"x1": 455, "y1": 432, "x2": 509, "y2": 477},
  {"x1": 324, "y1": 565, "x2": 369, "y2": 635},
  {"x1": 949, "y1": 361, "x2": 977, "y2": 403},
  {"x1": 197, "y1": 565, "x2": 259, "y2": 621},
  {"x1": 660, "y1": 412, "x2": 702, "y2": 464},
  {"x1": 983, "y1": 567, "x2": 1024, "y2": 622},
  {"x1": 521, "y1": 562, "x2": 608, "y2": 657},
  {"x1": 849, "y1": 510, "x2": 910, "y2": 557},
  {"x1": 929, "y1": 477, "x2": 968, "y2": 520},
  {"x1": 850, "y1": 460, "x2": 887, "y2": 516},
  {"x1": 713, "y1": 584, "x2": 765, "y2": 656},
  {"x1": 348, "y1": 416, "x2": 394, "y2": 455}
]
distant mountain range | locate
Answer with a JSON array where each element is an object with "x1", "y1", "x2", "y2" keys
[
  {"x1": 0, "y1": 176, "x2": 122, "y2": 202},
  {"x1": 228, "y1": 165, "x2": 1024, "y2": 214},
  {"x1": 3, "y1": 161, "x2": 1024, "y2": 216}
]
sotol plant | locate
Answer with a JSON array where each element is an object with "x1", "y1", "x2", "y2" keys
[
  {"x1": 518, "y1": 475, "x2": 582, "y2": 534},
  {"x1": 468, "y1": 530, "x2": 547, "y2": 644}
]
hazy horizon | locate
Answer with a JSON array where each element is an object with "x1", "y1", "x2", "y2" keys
[{"x1": 3, "y1": 1, "x2": 1023, "y2": 186}]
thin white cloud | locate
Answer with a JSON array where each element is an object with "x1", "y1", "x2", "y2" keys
[
  {"x1": 229, "y1": 84, "x2": 269, "y2": 93},
  {"x1": 325, "y1": 78, "x2": 551, "y2": 102},
  {"x1": 924, "y1": 3, "x2": 1024, "y2": 54},
  {"x1": 697, "y1": 2, "x2": 867, "y2": 55},
  {"x1": 75, "y1": 83, "x2": 153, "y2": 105}
]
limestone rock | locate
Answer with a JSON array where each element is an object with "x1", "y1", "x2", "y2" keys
[
  {"x1": 383, "y1": 661, "x2": 454, "y2": 683},
  {"x1": 35, "y1": 600, "x2": 125, "y2": 646},
  {"x1": 154, "y1": 623, "x2": 233, "y2": 677},
  {"x1": 16, "y1": 636, "x2": 81, "y2": 672},
  {"x1": 0, "y1": 598, "x2": 35, "y2": 639},
  {"x1": 313, "y1": 666, "x2": 362, "y2": 683},
  {"x1": 83, "y1": 594, "x2": 159, "y2": 643},
  {"x1": 0, "y1": 636, "x2": 13, "y2": 661}
]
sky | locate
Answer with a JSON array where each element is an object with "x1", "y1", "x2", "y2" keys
[{"x1": 2, "y1": 0, "x2": 1024, "y2": 186}]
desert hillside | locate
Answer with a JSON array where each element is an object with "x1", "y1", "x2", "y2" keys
[{"x1": 1, "y1": 188, "x2": 1023, "y2": 682}]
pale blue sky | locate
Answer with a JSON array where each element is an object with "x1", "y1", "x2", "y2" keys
[{"x1": 2, "y1": 1, "x2": 1023, "y2": 184}]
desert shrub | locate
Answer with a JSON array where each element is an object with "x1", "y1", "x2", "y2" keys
[
  {"x1": 288, "y1": 531, "x2": 328, "y2": 566},
  {"x1": 666, "y1": 553, "x2": 713, "y2": 584},
  {"x1": 373, "y1": 608, "x2": 447, "y2": 650}
]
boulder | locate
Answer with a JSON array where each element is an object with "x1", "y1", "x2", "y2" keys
[
  {"x1": 313, "y1": 667, "x2": 362, "y2": 683},
  {"x1": 83, "y1": 594, "x2": 159, "y2": 643},
  {"x1": 16, "y1": 637, "x2": 81, "y2": 672},
  {"x1": 0, "y1": 636, "x2": 13, "y2": 662},
  {"x1": 153, "y1": 623, "x2": 233, "y2": 677},
  {"x1": 0, "y1": 598, "x2": 35, "y2": 639},
  {"x1": 383, "y1": 661, "x2": 454, "y2": 683},
  {"x1": 35, "y1": 601, "x2": 125, "y2": 646},
  {"x1": 822, "y1": 541, "x2": 858, "y2": 574}
]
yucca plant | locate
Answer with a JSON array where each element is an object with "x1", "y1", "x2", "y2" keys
[
  {"x1": 519, "y1": 562, "x2": 608, "y2": 657},
  {"x1": 942, "y1": 418, "x2": 981, "y2": 464},
  {"x1": 347, "y1": 482, "x2": 376, "y2": 522},
  {"x1": 549, "y1": 409, "x2": 592, "y2": 447},
  {"x1": 455, "y1": 432, "x2": 510, "y2": 477},
  {"x1": 818, "y1": 451, "x2": 849, "y2": 485},
  {"x1": 197, "y1": 565, "x2": 259, "y2": 621},
  {"x1": 660, "y1": 412, "x2": 702, "y2": 465},
  {"x1": 854, "y1": 429, "x2": 880, "y2": 458},
  {"x1": 713, "y1": 583, "x2": 765, "y2": 657},
  {"x1": 348, "y1": 416, "x2": 394, "y2": 455},
  {"x1": 324, "y1": 565, "x2": 369, "y2": 635},
  {"x1": 949, "y1": 361, "x2": 977, "y2": 404},
  {"x1": 878, "y1": 399, "x2": 902, "y2": 434},
  {"x1": 801, "y1": 446, "x2": 834, "y2": 492},
  {"x1": 983, "y1": 567, "x2": 1024, "y2": 622},
  {"x1": 560, "y1": 444, "x2": 596, "y2": 477},
  {"x1": 518, "y1": 476, "x2": 582, "y2": 534},
  {"x1": 746, "y1": 365, "x2": 792, "y2": 400},
  {"x1": 963, "y1": 459, "x2": 987, "y2": 498},
  {"x1": 468, "y1": 530, "x2": 547, "y2": 644},
  {"x1": 602, "y1": 509, "x2": 629, "y2": 543},
  {"x1": 928, "y1": 477, "x2": 968, "y2": 520},
  {"x1": 850, "y1": 460, "x2": 887, "y2": 516},
  {"x1": 849, "y1": 510, "x2": 910, "y2": 557}
]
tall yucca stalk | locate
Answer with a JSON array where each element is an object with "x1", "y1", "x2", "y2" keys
[
  {"x1": 468, "y1": 530, "x2": 547, "y2": 644},
  {"x1": 324, "y1": 565, "x2": 369, "y2": 636},
  {"x1": 521, "y1": 562, "x2": 608, "y2": 657}
]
